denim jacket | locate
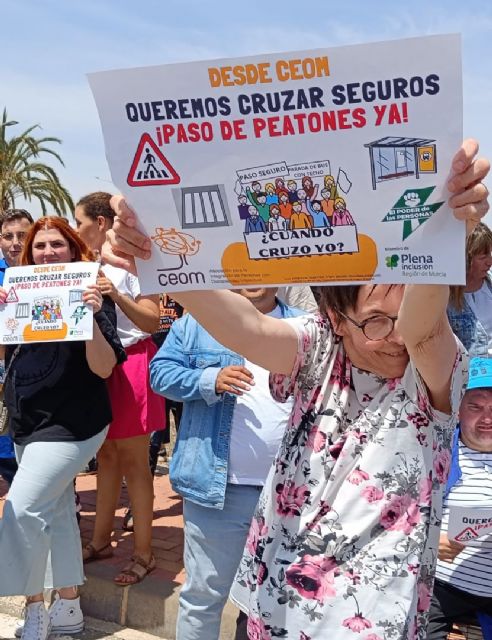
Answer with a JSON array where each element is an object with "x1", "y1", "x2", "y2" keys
[
  {"x1": 447, "y1": 278, "x2": 492, "y2": 357},
  {"x1": 149, "y1": 299, "x2": 304, "y2": 509}
]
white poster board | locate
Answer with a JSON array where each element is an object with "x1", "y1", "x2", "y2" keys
[
  {"x1": 0, "y1": 262, "x2": 99, "y2": 344},
  {"x1": 88, "y1": 34, "x2": 463, "y2": 294}
]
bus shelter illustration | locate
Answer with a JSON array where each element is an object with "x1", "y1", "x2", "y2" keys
[
  {"x1": 172, "y1": 185, "x2": 231, "y2": 229},
  {"x1": 364, "y1": 137, "x2": 437, "y2": 190}
]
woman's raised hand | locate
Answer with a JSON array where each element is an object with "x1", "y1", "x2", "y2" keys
[{"x1": 448, "y1": 138, "x2": 490, "y2": 235}]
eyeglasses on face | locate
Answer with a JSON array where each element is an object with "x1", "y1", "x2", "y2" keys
[{"x1": 336, "y1": 310, "x2": 398, "y2": 341}]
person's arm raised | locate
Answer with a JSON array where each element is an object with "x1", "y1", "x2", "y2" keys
[
  {"x1": 103, "y1": 198, "x2": 298, "y2": 374},
  {"x1": 397, "y1": 139, "x2": 490, "y2": 413},
  {"x1": 169, "y1": 289, "x2": 298, "y2": 375}
]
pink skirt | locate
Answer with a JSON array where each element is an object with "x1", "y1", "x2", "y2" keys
[{"x1": 106, "y1": 337, "x2": 166, "y2": 440}]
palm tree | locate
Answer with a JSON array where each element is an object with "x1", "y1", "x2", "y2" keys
[{"x1": 0, "y1": 108, "x2": 73, "y2": 216}]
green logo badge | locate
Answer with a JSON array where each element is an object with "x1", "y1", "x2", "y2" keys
[
  {"x1": 385, "y1": 254, "x2": 399, "y2": 269},
  {"x1": 382, "y1": 187, "x2": 444, "y2": 241}
]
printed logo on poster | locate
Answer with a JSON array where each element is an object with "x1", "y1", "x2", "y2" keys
[
  {"x1": 127, "y1": 133, "x2": 181, "y2": 187},
  {"x1": 382, "y1": 186, "x2": 444, "y2": 241}
]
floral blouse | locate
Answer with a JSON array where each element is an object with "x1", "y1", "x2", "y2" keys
[{"x1": 230, "y1": 314, "x2": 467, "y2": 640}]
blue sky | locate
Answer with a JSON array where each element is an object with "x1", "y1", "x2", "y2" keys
[{"x1": 2, "y1": 0, "x2": 491, "y2": 217}]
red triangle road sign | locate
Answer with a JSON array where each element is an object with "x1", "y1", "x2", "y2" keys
[
  {"x1": 455, "y1": 527, "x2": 478, "y2": 542},
  {"x1": 127, "y1": 133, "x2": 180, "y2": 187},
  {"x1": 5, "y1": 287, "x2": 19, "y2": 303}
]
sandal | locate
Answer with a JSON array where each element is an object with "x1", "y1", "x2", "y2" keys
[
  {"x1": 82, "y1": 542, "x2": 114, "y2": 563},
  {"x1": 113, "y1": 554, "x2": 156, "y2": 586}
]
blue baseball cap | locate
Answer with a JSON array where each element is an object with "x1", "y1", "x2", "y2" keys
[{"x1": 467, "y1": 358, "x2": 492, "y2": 390}]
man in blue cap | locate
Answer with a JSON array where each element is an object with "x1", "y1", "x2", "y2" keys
[{"x1": 427, "y1": 357, "x2": 492, "y2": 639}]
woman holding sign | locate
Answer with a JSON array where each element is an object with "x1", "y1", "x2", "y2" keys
[
  {"x1": 0, "y1": 217, "x2": 125, "y2": 640},
  {"x1": 104, "y1": 140, "x2": 489, "y2": 639}
]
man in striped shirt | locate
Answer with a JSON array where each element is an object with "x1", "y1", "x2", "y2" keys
[{"x1": 427, "y1": 357, "x2": 492, "y2": 639}]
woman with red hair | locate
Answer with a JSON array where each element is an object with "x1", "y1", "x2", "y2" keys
[{"x1": 0, "y1": 217, "x2": 125, "y2": 640}]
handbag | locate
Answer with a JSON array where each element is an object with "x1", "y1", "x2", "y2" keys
[{"x1": 0, "y1": 346, "x2": 21, "y2": 436}]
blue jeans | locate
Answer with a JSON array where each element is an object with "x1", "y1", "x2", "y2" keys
[
  {"x1": 0, "y1": 429, "x2": 107, "y2": 596},
  {"x1": 177, "y1": 483, "x2": 262, "y2": 640}
]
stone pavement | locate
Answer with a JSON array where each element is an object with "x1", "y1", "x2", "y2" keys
[
  {"x1": 0, "y1": 466, "x2": 240, "y2": 639},
  {"x1": 0, "y1": 471, "x2": 479, "y2": 639}
]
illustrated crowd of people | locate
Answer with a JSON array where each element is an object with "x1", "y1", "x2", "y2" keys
[
  {"x1": 0, "y1": 138, "x2": 490, "y2": 640},
  {"x1": 239, "y1": 173, "x2": 355, "y2": 234},
  {"x1": 31, "y1": 298, "x2": 63, "y2": 323}
]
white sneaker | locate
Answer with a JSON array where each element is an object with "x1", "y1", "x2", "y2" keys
[
  {"x1": 16, "y1": 594, "x2": 84, "y2": 637},
  {"x1": 18, "y1": 602, "x2": 51, "y2": 640}
]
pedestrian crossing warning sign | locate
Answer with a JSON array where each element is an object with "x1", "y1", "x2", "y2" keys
[
  {"x1": 5, "y1": 287, "x2": 19, "y2": 303},
  {"x1": 127, "y1": 133, "x2": 180, "y2": 187},
  {"x1": 454, "y1": 527, "x2": 479, "y2": 542}
]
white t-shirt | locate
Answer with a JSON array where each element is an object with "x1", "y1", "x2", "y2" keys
[
  {"x1": 435, "y1": 442, "x2": 492, "y2": 596},
  {"x1": 277, "y1": 285, "x2": 318, "y2": 313},
  {"x1": 102, "y1": 264, "x2": 149, "y2": 348},
  {"x1": 228, "y1": 306, "x2": 293, "y2": 485},
  {"x1": 465, "y1": 281, "x2": 492, "y2": 353}
]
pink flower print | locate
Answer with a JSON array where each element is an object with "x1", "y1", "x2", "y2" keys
[
  {"x1": 348, "y1": 467, "x2": 370, "y2": 485},
  {"x1": 329, "y1": 351, "x2": 349, "y2": 388},
  {"x1": 306, "y1": 425, "x2": 327, "y2": 452},
  {"x1": 342, "y1": 613, "x2": 372, "y2": 633},
  {"x1": 407, "y1": 563, "x2": 420, "y2": 575},
  {"x1": 275, "y1": 482, "x2": 310, "y2": 517},
  {"x1": 417, "y1": 580, "x2": 433, "y2": 613},
  {"x1": 300, "y1": 634, "x2": 312, "y2": 640},
  {"x1": 247, "y1": 616, "x2": 271, "y2": 640},
  {"x1": 364, "y1": 635, "x2": 383, "y2": 640},
  {"x1": 306, "y1": 500, "x2": 331, "y2": 531},
  {"x1": 380, "y1": 494, "x2": 421, "y2": 534},
  {"x1": 386, "y1": 376, "x2": 401, "y2": 391},
  {"x1": 256, "y1": 561, "x2": 269, "y2": 586},
  {"x1": 434, "y1": 447, "x2": 451, "y2": 483},
  {"x1": 328, "y1": 435, "x2": 347, "y2": 460},
  {"x1": 419, "y1": 475, "x2": 433, "y2": 504},
  {"x1": 245, "y1": 517, "x2": 268, "y2": 555},
  {"x1": 285, "y1": 554, "x2": 339, "y2": 603},
  {"x1": 361, "y1": 485, "x2": 384, "y2": 503},
  {"x1": 407, "y1": 412, "x2": 430, "y2": 429}
]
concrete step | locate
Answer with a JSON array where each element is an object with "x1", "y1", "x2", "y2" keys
[
  {"x1": 0, "y1": 608, "x2": 168, "y2": 640},
  {"x1": 81, "y1": 562, "x2": 240, "y2": 639}
]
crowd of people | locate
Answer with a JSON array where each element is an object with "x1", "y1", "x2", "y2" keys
[{"x1": 0, "y1": 138, "x2": 490, "y2": 640}]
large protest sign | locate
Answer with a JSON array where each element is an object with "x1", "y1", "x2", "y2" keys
[
  {"x1": 89, "y1": 34, "x2": 463, "y2": 294},
  {"x1": 0, "y1": 262, "x2": 99, "y2": 344}
]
